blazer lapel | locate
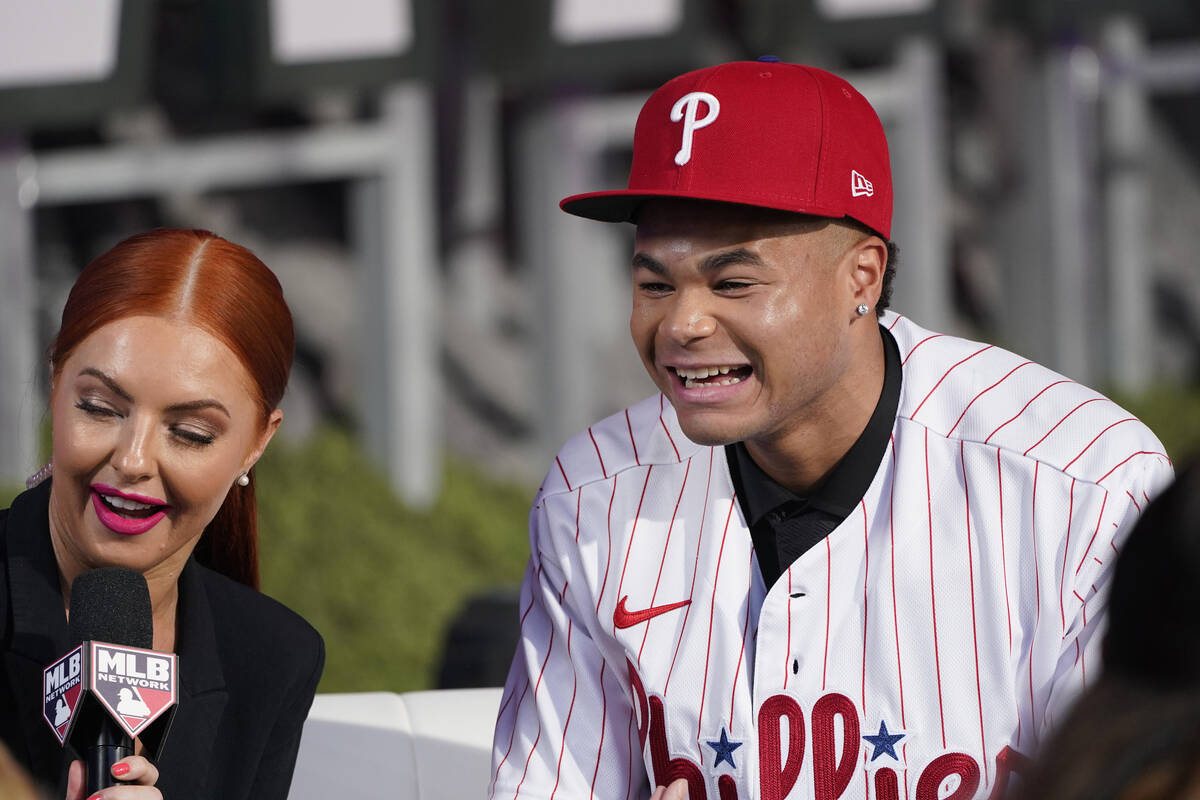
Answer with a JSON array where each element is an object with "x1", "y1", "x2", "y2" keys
[
  {"x1": 157, "y1": 559, "x2": 227, "y2": 797},
  {"x1": 3, "y1": 481, "x2": 73, "y2": 789}
]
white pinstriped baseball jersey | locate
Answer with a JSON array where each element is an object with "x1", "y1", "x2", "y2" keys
[{"x1": 490, "y1": 312, "x2": 1172, "y2": 800}]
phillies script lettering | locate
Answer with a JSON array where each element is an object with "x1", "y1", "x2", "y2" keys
[{"x1": 627, "y1": 660, "x2": 1025, "y2": 800}]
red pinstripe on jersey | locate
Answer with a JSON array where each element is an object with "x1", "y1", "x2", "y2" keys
[
  {"x1": 783, "y1": 566, "x2": 793, "y2": 690},
  {"x1": 1027, "y1": 462, "x2": 1042, "y2": 738},
  {"x1": 1098, "y1": 450, "x2": 1169, "y2": 485},
  {"x1": 549, "y1": 620, "x2": 579, "y2": 800},
  {"x1": 887, "y1": 438, "x2": 910, "y2": 771},
  {"x1": 1023, "y1": 398, "x2": 1106, "y2": 457},
  {"x1": 555, "y1": 456, "x2": 572, "y2": 491},
  {"x1": 997, "y1": 449, "x2": 1013, "y2": 652},
  {"x1": 1075, "y1": 493, "x2": 1109, "y2": 577},
  {"x1": 512, "y1": 618, "x2": 555, "y2": 799},
  {"x1": 610, "y1": 467, "x2": 656, "y2": 633},
  {"x1": 588, "y1": 427, "x2": 608, "y2": 478},
  {"x1": 925, "y1": 428, "x2": 947, "y2": 749},
  {"x1": 1058, "y1": 480, "x2": 1077, "y2": 631},
  {"x1": 623, "y1": 709, "x2": 636, "y2": 800},
  {"x1": 822, "y1": 537, "x2": 832, "y2": 691},
  {"x1": 961, "y1": 442, "x2": 988, "y2": 784},
  {"x1": 729, "y1": 551, "x2": 755, "y2": 728},
  {"x1": 658, "y1": 394, "x2": 682, "y2": 462},
  {"x1": 901, "y1": 333, "x2": 946, "y2": 366},
  {"x1": 948, "y1": 361, "x2": 1033, "y2": 437},
  {"x1": 696, "y1": 499, "x2": 738, "y2": 741},
  {"x1": 663, "y1": 450, "x2": 714, "y2": 696},
  {"x1": 860, "y1": 500, "x2": 869, "y2": 715},
  {"x1": 588, "y1": 660, "x2": 609, "y2": 800},
  {"x1": 625, "y1": 409, "x2": 642, "y2": 466},
  {"x1": 595, "y1": 478, "x2": 620, "y2": 616},
  {"x1": 985, "y1": 379, "x2": 1071, "y2": 444},
  {"x1": 1064, "y1": 419, "x2": 1139, "y2": 471},
  {"x1": 491, "y1": 676, "x2": 531, "y2": 798},
  {"x1": 638, "y1": 459, "x2": 693, "y2": 661},
  {"x1": 573, "y1": 491, "x2": 581, "y2": 542},
  {"x1": 910, "y1": 344, "x2": 994, "y2": 420}
]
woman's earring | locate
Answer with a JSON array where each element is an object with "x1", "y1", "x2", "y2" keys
[
  {"x1": 856, "y1": 303, "x2": 870, "y2": 316},
  {"x1": 26, "y1": 461, "x2": 53, "y2": 489},
  {"x1": 236, "y1": 473, "x2": 250, "y2": 487}
]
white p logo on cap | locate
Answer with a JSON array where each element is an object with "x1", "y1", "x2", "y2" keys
[{"x1": 670, "y1": 92, "x2": 720, "y2": 166}]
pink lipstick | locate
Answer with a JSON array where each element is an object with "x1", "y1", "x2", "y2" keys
[{"x1": 89, "y1": 484, "x2": 170, "y2": 536}]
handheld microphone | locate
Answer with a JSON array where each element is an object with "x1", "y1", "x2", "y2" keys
[{"x1": 42, "y1": 568, "x2": 178, "y2": 794}]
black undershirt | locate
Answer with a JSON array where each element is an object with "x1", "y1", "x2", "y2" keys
[{"x1": 726, "y1": 326, "x2": 902, "y2": 588}]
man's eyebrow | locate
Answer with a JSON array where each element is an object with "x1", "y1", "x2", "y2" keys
[
  {"x1": 632, "y1": 248, "x2": 767, "y2": 276},
  {"x1": 632, "y1": 252, "x2": 667, "y2": 275},
  {"x1": 699, "y1": 248, "x2": 766, "y2": 273}
]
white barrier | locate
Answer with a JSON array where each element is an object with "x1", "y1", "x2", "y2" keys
[{"x1": 288, "y1": 687, "x2": 503, "y2": 800}]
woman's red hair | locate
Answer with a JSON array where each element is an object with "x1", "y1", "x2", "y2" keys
[{"x1": 50, "y1": 229, "x2": 294, "y2": 589}]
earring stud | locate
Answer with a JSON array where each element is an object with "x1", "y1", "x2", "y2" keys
[
  {"x1": 236, "y1": 473, "x2": 250, "y2": 487},
  {"x1": 856, "y1": 303, "x2": 870, "y2": 316}
]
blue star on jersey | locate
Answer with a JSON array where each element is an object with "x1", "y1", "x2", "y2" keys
[
  {"x1": 862, "y1": 720, "x2": 905, "y2": 762},
  {"x1": 706, "y1": 727, "x2": 743, "y2": 769}
]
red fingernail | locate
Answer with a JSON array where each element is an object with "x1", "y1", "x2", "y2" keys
[
  {"x1": 112, "y1": 762, "x2": 131, "y2": 777},
  {"x1": 88, "y1": 794, "x2": 104, "y2": 800}
]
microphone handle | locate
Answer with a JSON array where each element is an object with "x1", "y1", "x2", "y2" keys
[{"x1": 86, "y1": 718, "x2": 133, "y2": 794}]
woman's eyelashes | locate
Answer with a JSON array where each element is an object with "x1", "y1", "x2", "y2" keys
[
  {"x1": 75, "y1": 398, "x2": 120, "y2": 418},
  {"x1": 75, "y1": 396, "x2": 219, "y2": 447},
  {"x1": 170, "y1": 425, "x2": 217, "y2": 447}
]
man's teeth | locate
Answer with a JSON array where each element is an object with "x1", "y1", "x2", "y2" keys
[
  {"x1": 675, "y1": 366, "x2": 745, "y2": 388},
  {"x1": 105, "y1": 495, "x2": 155, "y2": 512}
]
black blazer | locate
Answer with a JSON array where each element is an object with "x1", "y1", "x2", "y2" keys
[{"x1": 1, "y1": 480, "x2": 324, "y2": 800}]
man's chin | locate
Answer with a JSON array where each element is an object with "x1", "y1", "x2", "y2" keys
[{"x1": 673, "y1": 414, "x2": 745, "y2": 447}]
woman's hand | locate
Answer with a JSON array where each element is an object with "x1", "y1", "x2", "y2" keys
[{"x1": 66, "y1": 756, "x2": 161, "y2": 800}]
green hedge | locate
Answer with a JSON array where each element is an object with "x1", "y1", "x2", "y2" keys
[{"x1": 254, "y1": 427, "x2": 533, "y2": 692}]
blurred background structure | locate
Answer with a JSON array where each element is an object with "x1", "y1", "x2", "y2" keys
[{"x1": 2, "y1": 0, "x2": 1200, "y2": 692}]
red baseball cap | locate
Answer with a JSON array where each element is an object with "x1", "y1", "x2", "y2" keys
[{"x1": 560, "y1": 59, "x2": 893, "y2": 239}]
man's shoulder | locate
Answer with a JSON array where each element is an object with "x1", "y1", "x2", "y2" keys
[
  {"x1": 539, "y1": 393, "x2": 704, "y2": 499},
  {"x1": 889, "y1": 313, "x2": 1169, "y2": 486}
]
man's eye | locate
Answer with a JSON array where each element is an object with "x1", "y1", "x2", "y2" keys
[{"x1": 639, "y1": 282, "x2": 673, "y2": 294}]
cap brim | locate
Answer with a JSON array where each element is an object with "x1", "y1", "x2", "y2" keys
[
  {"x1": 559, "y1": 188, "x2": 856, "y2": 227},
  {"x1": 559, "y1": 190, "x2": 652, "y2": 223}
]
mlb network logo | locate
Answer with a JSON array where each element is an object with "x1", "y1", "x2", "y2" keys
[{"x1": 851, "y1": 170, "x2": 874, "y2": 198}]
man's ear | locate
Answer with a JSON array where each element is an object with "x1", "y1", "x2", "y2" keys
[{"x1": 847, "y1": 234, "x2": 887, "y2": 311}]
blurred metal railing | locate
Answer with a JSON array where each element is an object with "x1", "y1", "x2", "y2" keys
[{"x1": 0, "y1": 84, "x2": 442, "y2": 507}]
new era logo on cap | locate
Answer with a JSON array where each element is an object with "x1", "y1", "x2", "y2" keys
[
  {"x1": 851, "y1": 170, "x2": 874, "y2": 198},
  {"x1": 561, "y1": 60, "x2": 894, "y2": 239}
]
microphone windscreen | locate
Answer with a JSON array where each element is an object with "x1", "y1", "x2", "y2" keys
[{"x1": 68, "y1": 567, "x2": 153, "y2": 649}]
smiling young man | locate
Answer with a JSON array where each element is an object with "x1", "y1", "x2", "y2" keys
[{"x1": 489, "y1": 60, "x2": 1173, "y2": 800}]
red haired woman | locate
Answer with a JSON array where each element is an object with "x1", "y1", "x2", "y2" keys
[{"x1": 0, "y1": 229, "x2": 324, "y2": 800}]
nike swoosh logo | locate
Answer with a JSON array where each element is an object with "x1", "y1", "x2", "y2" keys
[{"x1": 613, "y1": 595, "x2": 691, "y2": 629}]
